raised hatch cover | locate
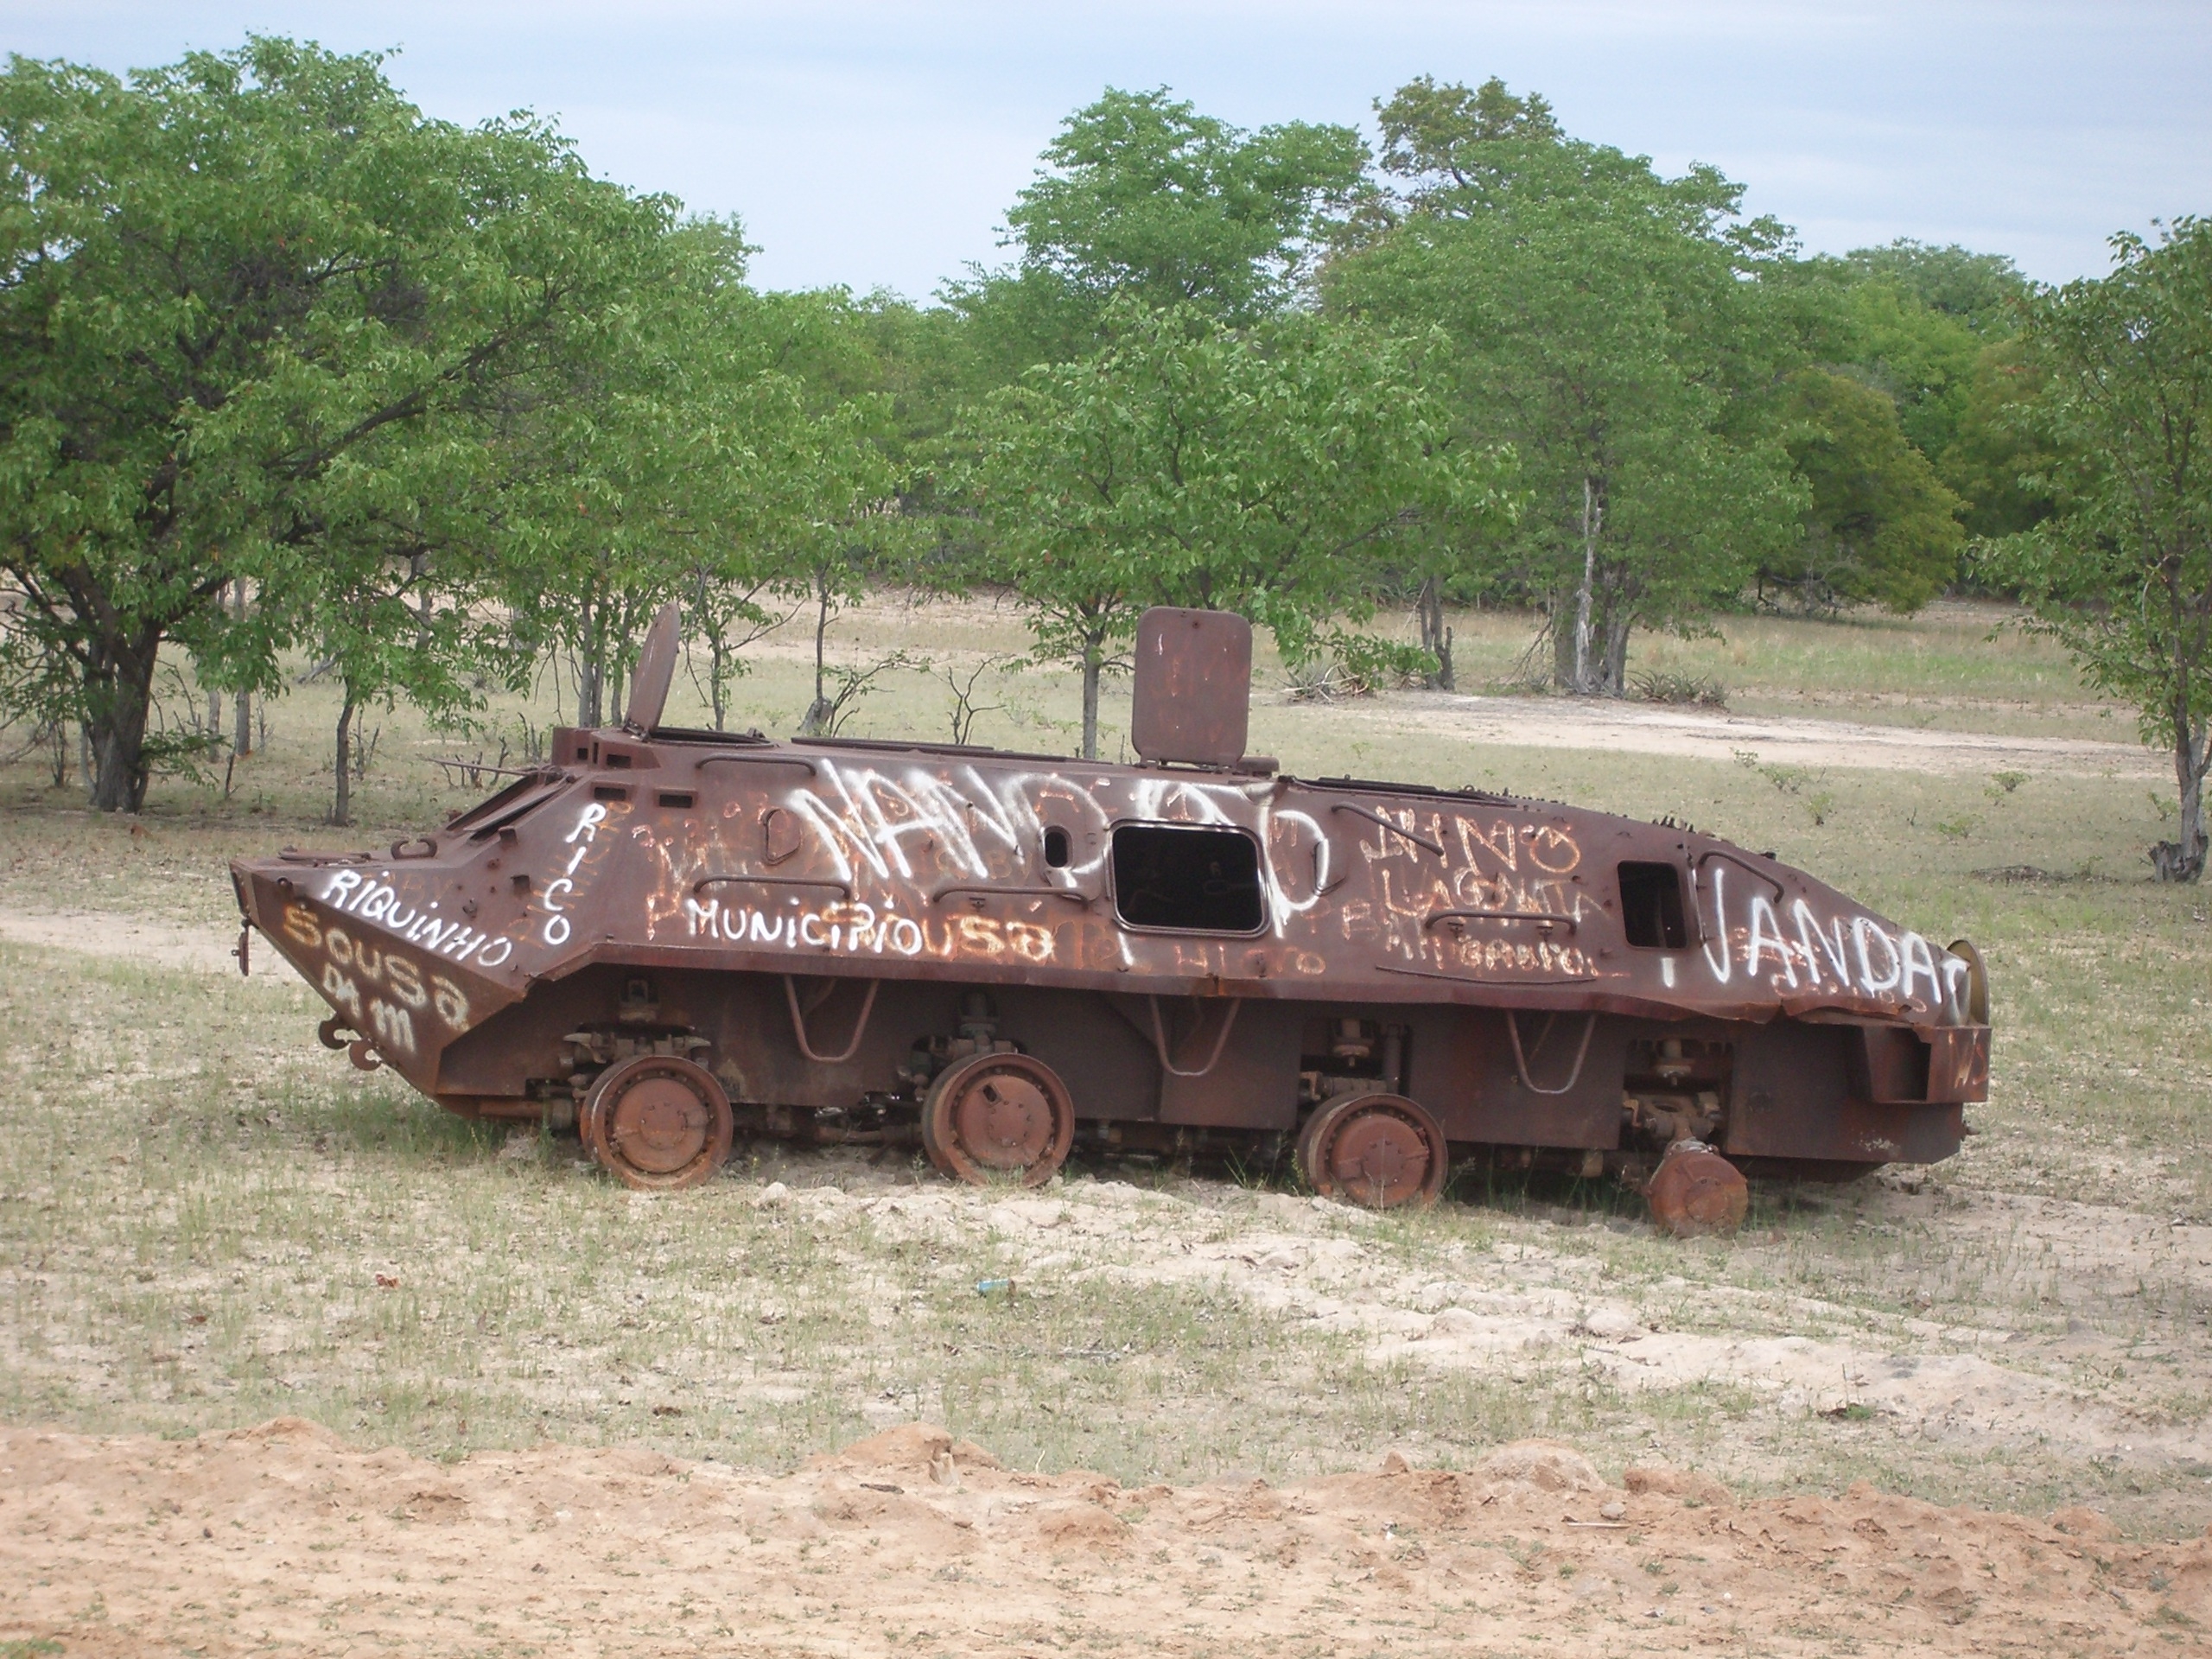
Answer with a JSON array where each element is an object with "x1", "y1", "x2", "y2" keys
[
  {"x1": 1131, "y1": 607, "x2": 1250, "y2": 767},
  {"x1": 625, "y1": 601, "x2": 682, "y2": 734}
]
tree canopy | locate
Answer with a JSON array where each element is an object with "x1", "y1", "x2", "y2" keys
[
  {"x1": 2, "y1": 42, "x2": 2158, "y2": 823},
  {"x1": 1329, "y1": 84, "x2": 1802, "y2": 691},
  {"x1": 959, "y1": 303, "x2": 1508, "y2": 754},
  {"x1": 1994, "y1": 219, "x2": 2212, "y2": 880}
]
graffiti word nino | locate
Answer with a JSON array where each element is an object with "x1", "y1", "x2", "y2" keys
[{"x1": 318, "y1": 868, "x2": 514, "y2": 968}]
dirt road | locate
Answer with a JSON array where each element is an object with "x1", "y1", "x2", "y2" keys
[
  {"x1": 4, "y1": 1417, "x2": 2205, "y2": 1657},
  {"x1": 1287, "y1": 690, "x2": 2167, "y2": 779}
]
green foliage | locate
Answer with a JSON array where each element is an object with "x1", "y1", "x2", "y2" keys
[
  {"x1": 957, "y1": 302, "x2": 1508, "y2": 755},
  {"x1": 488, "y1": 254, "x2": 899, "y2": 738},
  {"x1": 1006, "y1": 86, "x2": 1367, "y2": 321},
  {"x1": 1992, "y1": 219, "x2": 2212, "y2": 879},
  {"x1": 949, "y1": 88, "x2": 1368, "y2": 377},
  {"x1": 0, "y1": 37, "x2": 663, "y2": 810},
  {"x1": 1836, "y1": 239, "x2": 2030, "y2": 338},
  {"x1": 1332, "y1": 80, "x2": 1802, "y2": 692},
  {"x1": 1790, "y1": 241, "x2": 2042, "y2": 544},
  {"x1": 1370, "y1": 74, "x2": 1563, "y2": 209},
  {"x1": 1768, "y1": 368, "x2": 1964, "y2": 613},
  {"x1": 1940, "y1": 337, "x2": 2057, "y2": 541}
]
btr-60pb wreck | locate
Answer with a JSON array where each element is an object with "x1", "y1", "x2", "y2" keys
[{"x1": 232, "y1": 606, "x2": 1990, "y2": 1228}]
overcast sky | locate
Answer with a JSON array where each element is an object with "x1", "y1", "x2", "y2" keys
[{"x1": 10, "y1": 2, "x2": 2209, "y2": 296}]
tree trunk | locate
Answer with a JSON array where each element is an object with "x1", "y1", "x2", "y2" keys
[
  {"x1": 332, "y1": 692, "x2": 357, "y2": 828},
  {"x1": 207, "y1": 580, "x2": 228, "y2": 734},
  {"x1": 1081, "y1": 639, "x2": 1104, "y2": 760},
  {"x1": 232, "y1": 580, "x2": 252, "y2": 754},
  {"x1": 1571, "y1": 475, "x2": 1601, "y2": 695},
  {"x1": 2152, "y1": 705, "x2": 2209, "y2": 881},
  {"x1": 86, "y1": 630, "x2": 159, "y2": 813},
  {"x1": 575, "y1": 595, "x2": 603, "y2": 728},
  {"x1": 1417, "y1": 576, "x2": 1454, "y2": 691},
  {"x1": 1602, "y1": 607, "x2": 1633, "y2": 697},
  {"x1": 798, "y1": 573, "x2": 836, "y2": 737},
  {"x1": 709, "y1": 632, "x2": 728, "y2": 730},
  {"x1": 813, "y1": 572, "x2": 831, "y2": 711}
]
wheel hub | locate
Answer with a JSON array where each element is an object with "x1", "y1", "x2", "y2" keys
[
  {"x1": 582, "y1": 1056, "x2": 734, "y2": 1192},
  {"x1": 1328, "y1": 1109, "x2": 1429, "y2": 1204},
  {"x1": 608, "y1": 1076, "x2": 709, "y2": 1173},
  {"x1": 952, "y1": 1073, "x2": 1052, "y2": 1168}
]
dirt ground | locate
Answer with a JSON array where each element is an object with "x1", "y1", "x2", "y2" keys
[
  {"x1": 5, "y1": 1417, "x2": 2208, "y2": 1657},
  {"x1": 1308, "y1": 690, "x2": 2169, "y2": 779}
]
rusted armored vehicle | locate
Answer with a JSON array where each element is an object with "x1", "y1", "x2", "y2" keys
[{"x1": 231, "y1": 606, "x2": 1990, "y2": 1222}]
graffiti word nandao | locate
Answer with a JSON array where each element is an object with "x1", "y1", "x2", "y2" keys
[{"x1": 1700, "y1": 866, "x2": 1969, "y2": 1015}]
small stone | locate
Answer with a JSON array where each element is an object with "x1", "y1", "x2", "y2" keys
[{"x1": 1600, "y1": 1499, "x2": 1626, "y2": 1521}]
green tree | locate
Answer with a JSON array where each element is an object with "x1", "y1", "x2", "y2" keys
[
  {"x1": 960, "y1": 304, "x2": 1506, "y2": 757},
  {"x1": 1995, "y1": 219, "x2": 2212, "y2": 881},
  {"x1": 1792, "y1": 241, "x2": 2041, "y2": 541},
  {"x1": 1941, "y1": 337, "x2": 2056, "y2": 541},
  {"x1": 489, "y1": 223, "x2": 900, "y2": 738},
  {"x1": 1765, "y1": 369, "x2": 1965, "y2": 613},
  {"x1": 948, "y1": 88, "x2": 1367, "y2": 378},
  {"x1": 1332, "y1": 79, "x2": 1802, "y2": 693},
  {"x1": 0, "y1": 38, "x2": 658, "y2": 810}
]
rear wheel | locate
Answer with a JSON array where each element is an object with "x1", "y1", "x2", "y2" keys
[
  {"x1": 920, "y1": 1052, "x2": 1075, "y2": 1188},
  {"x1": 1644, "y1": 1141, "x2": 1748, "y2": 1237},
  {"x1": 582, "y1": 1055, "x2": 733, "y2": 1192},
  {"x1": 1298, "y1": 1093, "x2": 1448, "y2": 1210}
]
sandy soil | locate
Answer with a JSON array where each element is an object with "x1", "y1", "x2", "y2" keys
[
  {"x1": 6, "y1": 1418, "x2": 2208, "y2": 1657},
  {"x1": 1286, "y1": 690, "x2": 2168, "y2": 779},
  {"x1": 0, "y1": 906, "x2": 243, "y2": 976}
]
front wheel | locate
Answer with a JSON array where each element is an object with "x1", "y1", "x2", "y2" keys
[{"x1": 582, "y1": 1054, "x2": 733, "y2": 1192}]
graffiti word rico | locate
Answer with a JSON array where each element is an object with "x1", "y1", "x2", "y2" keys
[{"x1": 319, "y1": 868, "x2": 514, "y2": 969}]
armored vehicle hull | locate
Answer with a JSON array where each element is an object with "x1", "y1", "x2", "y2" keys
[{"x1": 231, "y1": 607, "x2": 1989, "y2": 1220}]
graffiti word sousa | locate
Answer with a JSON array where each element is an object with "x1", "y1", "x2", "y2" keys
[{"x1": 282, "y1": 901, "x2": 474, "y2": 1059}]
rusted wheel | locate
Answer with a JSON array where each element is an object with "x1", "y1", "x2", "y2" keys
[
  {"x1": 1298, "y1": 1093, "x2": 1448, "y2": 1210},
  {"x1": 920, "y1": 1052, "x2": 1075, "y2": 1188},
  {"x1": 1645, "y1": 1141, "x2": 1748, "y2": 1238},
  {"x1": 582, "y1": 1055, "x2": 733, "y2": 1192}
]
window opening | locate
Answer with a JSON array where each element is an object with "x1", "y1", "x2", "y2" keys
[
  {"x1": 593, "y1": 785, "x2": 630, "y2": 804},
  {"x1": 1618, "y1": 861, "x2": 1688, "y2": 949},
  {"x1": 1111, "y1": 824, "x2": 1264, "y2": 932},
  {"x1": 1042, "y1": 825, "x2": 1072, "y2": 868},
  {"x1": 657, "y1": 791, "x2": 695, "y2": 810}
]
